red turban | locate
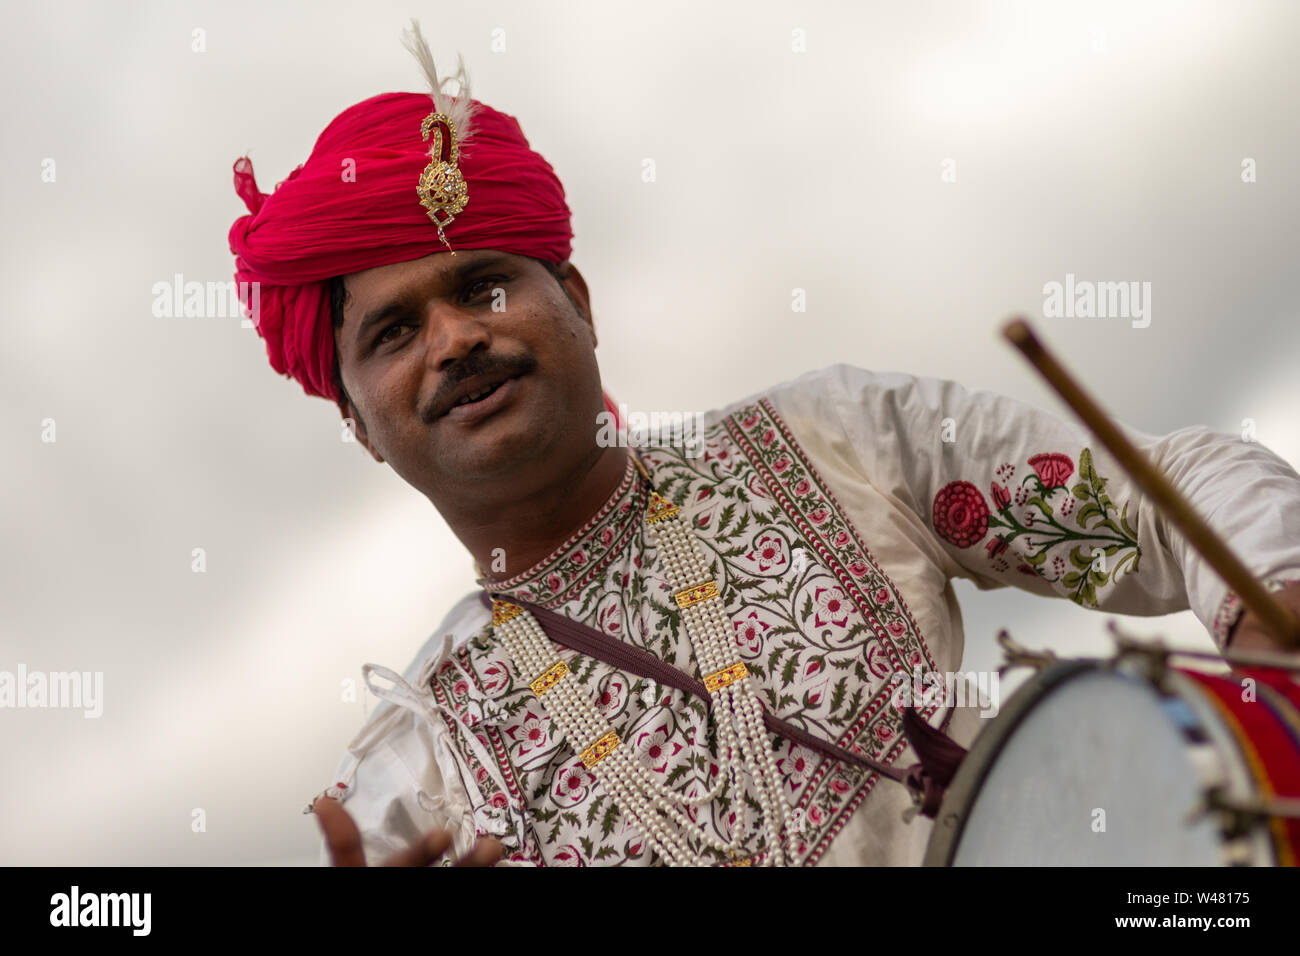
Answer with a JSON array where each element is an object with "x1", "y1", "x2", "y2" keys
[{"x1": 230, "y1": 91, "x2": 614, "y2": 415}]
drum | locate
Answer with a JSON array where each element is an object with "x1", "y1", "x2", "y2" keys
[{"x1": 924, "y1": 657, "x2": 1300, "y2": 866}]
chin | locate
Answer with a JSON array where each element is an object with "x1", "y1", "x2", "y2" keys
[{"x1": 440, "y1": 417, "x2": 552, "y2": 480}]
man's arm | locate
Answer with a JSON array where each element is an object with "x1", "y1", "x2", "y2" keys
[
  {"x1": 817, "y1": 363, "x2": 1300, "y2": 648},
  {"x1": 1225, "y1": 581, "x2": 1300, "y2": 650}
]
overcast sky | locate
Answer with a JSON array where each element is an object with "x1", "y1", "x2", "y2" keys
[{"x1": 4, "y1": 0, "x2": 1298, "y2": 864}]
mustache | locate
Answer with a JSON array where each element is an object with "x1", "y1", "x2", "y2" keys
[{"x1": 420, "y1": 351, "x2": 538, "y2": 423}]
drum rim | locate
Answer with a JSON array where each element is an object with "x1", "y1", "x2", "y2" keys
[
  {"x1": 922, "y1": 659, "x2": 1274, "y2": 866},
  {"x1": 921, "y1": 658, "x2": 1097, "y2": 867}
]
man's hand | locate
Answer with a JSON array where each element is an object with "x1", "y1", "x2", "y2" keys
[
  {"x1": 1226, "y1": 581, "x2": 1300, "y2": 654},
  {"x1": 312, "y1": 796, "x2": 503, "y2": 867}
]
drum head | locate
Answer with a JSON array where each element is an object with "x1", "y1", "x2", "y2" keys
[{"x1": 924, "y1": 660, "x2": 1268, "y2": 866}]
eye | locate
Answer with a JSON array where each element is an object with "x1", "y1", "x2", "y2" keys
[
  {"x1": 377, "y1": 321, "x2": 412, "y2": 345},
  {"x1": 461, "y1": 276, "x2": 503, "y2": 303}
]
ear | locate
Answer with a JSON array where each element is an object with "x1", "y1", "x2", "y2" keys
[
  {"x1": 558, "y1": 262, "x2": 596, "y2": 348},
  {"x1": 338, "y1": 397, "x2": 384, "y2": 463}
]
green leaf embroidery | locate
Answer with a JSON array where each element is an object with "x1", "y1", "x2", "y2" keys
[
  {"x1": 717, "y1": 502, "x2": 736, "y2": 534},
  {"x1": 1026, "y1": 495, "x2": 1054, "y2": 517},
  {"x1": 601, "y1": 801, "x2": 619, "y2": 838},
  {"x1": 663, "y1": 763, "x2": 691, "y2": 787},
  {"x1": 828, "y1": 676, "x2": 848, "y2": 714}
]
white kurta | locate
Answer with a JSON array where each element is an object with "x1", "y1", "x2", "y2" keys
[{"x1": 311, "y1": 364, "x2": 1300, "y2": 866}]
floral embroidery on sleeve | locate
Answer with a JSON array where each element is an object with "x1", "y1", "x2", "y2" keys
[
  {"x1": 932, "y1": 448, "x2": 1141, "y2": 607},
  {"x1": 1212, "y1": 573, "x2": 1300, "y2": 647}
]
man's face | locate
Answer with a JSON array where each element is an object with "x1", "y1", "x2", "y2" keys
[{"x1": 333, "y1": 249, "x2": 603, "y2": 498}]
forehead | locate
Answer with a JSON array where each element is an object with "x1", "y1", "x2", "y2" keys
[{"x1": 343, "y1": 249, "x2": 521, "y2": 303}]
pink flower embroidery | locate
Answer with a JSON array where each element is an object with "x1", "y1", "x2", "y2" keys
[
  {"x1": 594, "y1": 679, "x2": 625, "y2": 715},
  {"x1": 552, "y1": 844, "x2": 585, "y2": 867},
  {"x1": 1028, "y1": 453, "x2": 1075, "y2": 489},
  {"x1": 513, "y1": 716, "x2": 549, "y2": 756},
  {"x1": 808, "y1": 507, "x2": 830, "y2": 525},
  {"x1": 833, "y1": 530, "x2": 850, "y2": 548},
  {"x1": 635, "y1": 727, "x2": 682, "y2": 773},
  {"x1": 761, "y1": 428, "x2": 776, "y2": 447},
  {"x1": 546, "y1": 572, "x2": 562, "y2": 593},
  {"x1": 847, "y1": 561, "x2": 870, "y2": 579},
  {"x1": 747, "y1": 475, "x2": 773, "y2": 501},
  {"x1": 813, "y1": 587, "x2": 850, "y2": 628},
  {"x1": 746, "y1": 534, "x2": 788, "y2": 572},
  {"x1": 777, "y1": 746, "x2": 814, "y2": 790},
  {"x1": 985, "y1": 536, "x2": 1008, "y2": 559},
  {"x1": 489, "y1": 792, "x2": 508, "y2": 809},
  {"x1": 598, "y1": 600, "x2": 622, "y2": 635},
  {"x1": 600, "y1": 526, "x2": 614, "y2": 547},
  {"x1": 735, "y1": 611, "x2": 770, "y2": 655},
  {"x1": 991, "y1": 482, "x2": 1011, "y2": 510},
  {"x1": 866, "y1": 641, "x2": 891, "y2": 679},
  {"x1": 480, "y1": 658, "x2": 511, "y2": 696},
  {"x1": 932, "y1": 481, "x2": 990, "y2": 547},
  {"x1": 553, "y1": 763, "x2": 595, "y2": 807},
  {"x1": 793, "y1": 478, "x2": 812, "y2": 497},
  {"x1": 773, "y1": 456, "x2": 792, "y2": 473}
]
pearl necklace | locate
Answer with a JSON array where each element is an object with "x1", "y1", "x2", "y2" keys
[{"x1": 485, "y1": 453, "x2": 798, "y2": 866}]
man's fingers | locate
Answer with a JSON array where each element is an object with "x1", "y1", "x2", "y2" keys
[
  {"x1": 312, "y1": 796, "x2": 367, "y2": 867},
  {"x1": 452, "y1": 837, "x2": 504, "y2": 867},
  {"x1": 383, "y1": 828, "x2": 453, "y2": 867},
  {"x1": 313, "y1": 798, "x2": 499, "y2": 868}
]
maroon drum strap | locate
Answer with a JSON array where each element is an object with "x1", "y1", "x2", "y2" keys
[{"x1": 477, "y1": 590, "x2": 969, "y2": 806}]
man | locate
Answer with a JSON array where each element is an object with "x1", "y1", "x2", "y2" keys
[{"x1": 229, "y1": 24, "x2": 1300, "y2": 867}]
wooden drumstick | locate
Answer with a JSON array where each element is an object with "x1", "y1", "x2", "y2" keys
[{"x1": 1002, "y1": 316, "x2": 1300, "y2": 650}]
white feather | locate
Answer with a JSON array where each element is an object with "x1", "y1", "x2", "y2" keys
[{"x1": 401, "y1": 18, "x2": 478, "y2": 150}]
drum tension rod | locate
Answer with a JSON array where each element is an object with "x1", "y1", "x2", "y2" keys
[
  {"x1": 1105, "y1": 620, "x2": 1300, "y2": 674},
  {"x1": 1186, "y1": 785, "x2": 1300, "y2": 833},
  {"x1": 995, "y1": 629, "x2": 1058, "y2": 677},
  {"x1": 1105, "y1": 624, "x2": 1172, "y2": 687},
  {"x1": 900, "y1": 783, "x2": 929, "y2": 824}
]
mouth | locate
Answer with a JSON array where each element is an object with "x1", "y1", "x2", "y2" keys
[{"x1": 441, "y1": 373, "x2": 526, "y2": 424}]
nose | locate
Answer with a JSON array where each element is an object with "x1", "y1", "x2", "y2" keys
[{"x1": 419, "y1": 304, "x2": 492, "y2": 373}]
